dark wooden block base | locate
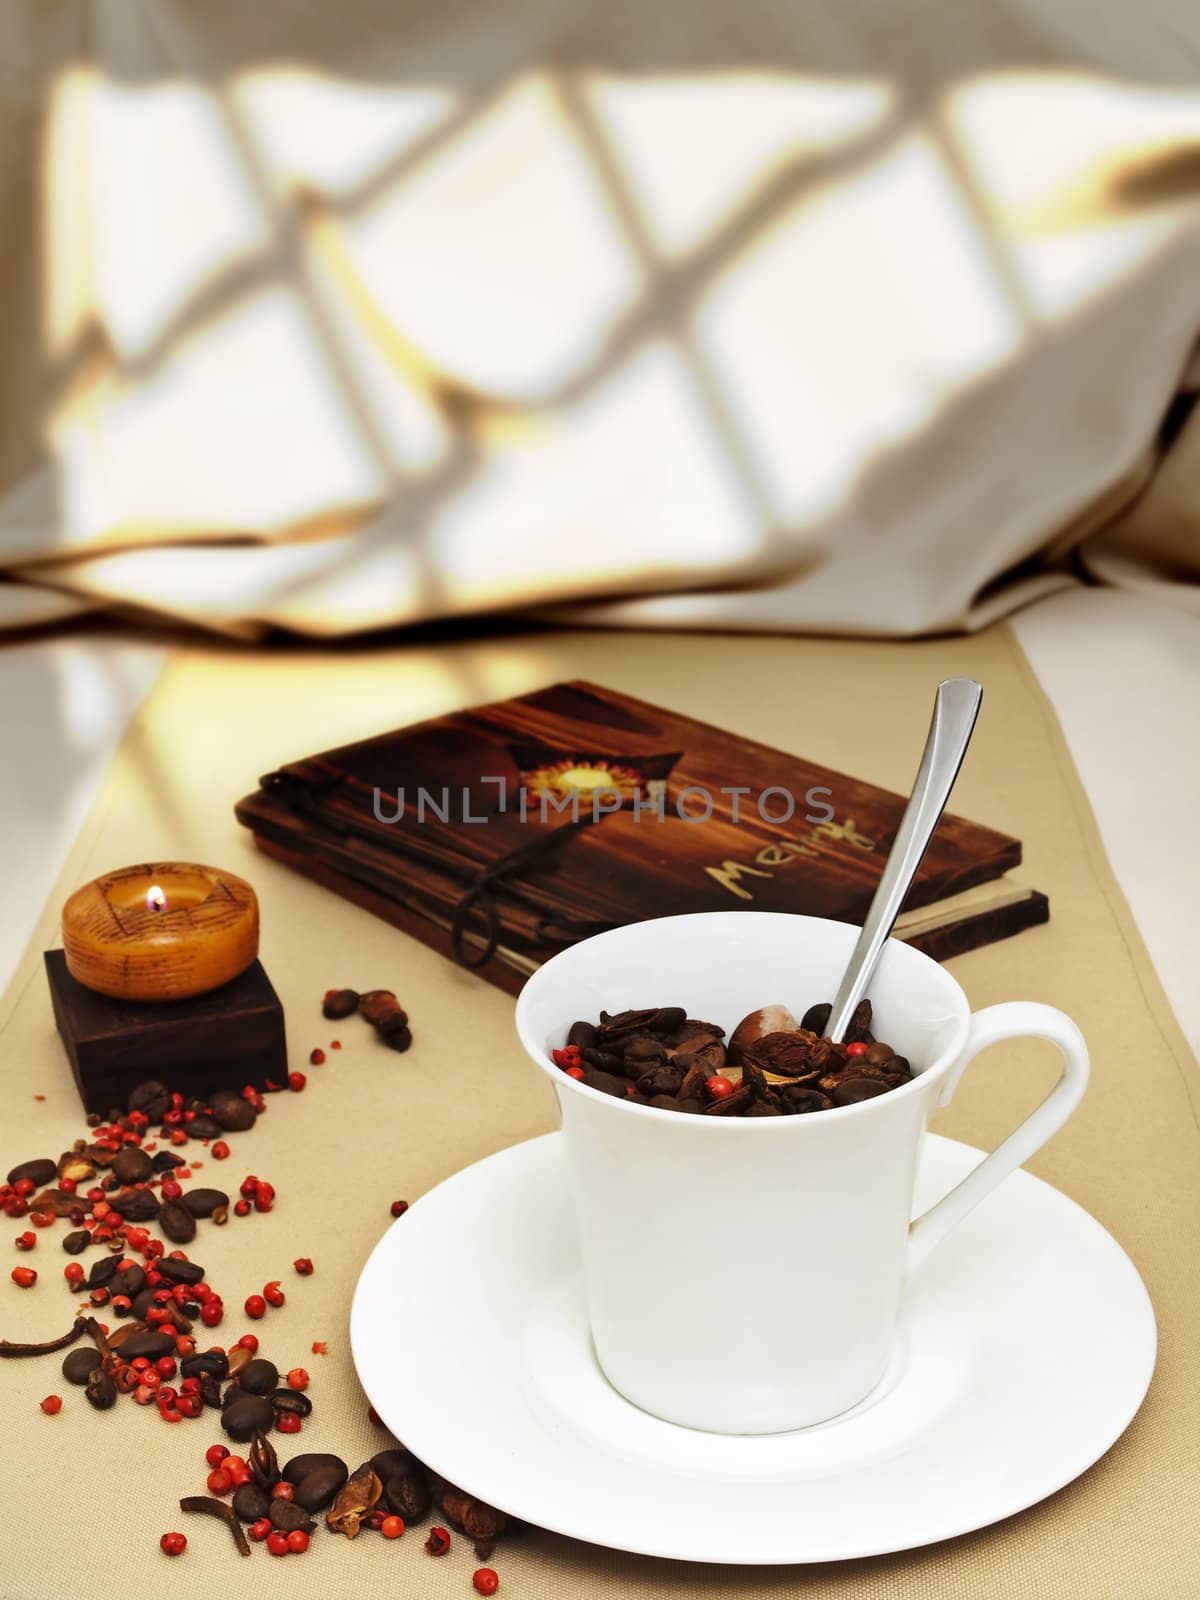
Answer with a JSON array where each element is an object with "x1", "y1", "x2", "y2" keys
[{"x1": 44, "y1": 950, "x2": 288, "y2": 1115}]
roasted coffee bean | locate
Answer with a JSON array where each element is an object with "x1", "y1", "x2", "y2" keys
[
  {"x1": 111, "y1": 1147, "x2": 153, "y2": 1185},
  {"x1": 62, "y1": 1229, "x2": 90, "y2": 1255},
  {"x1": 381, "y1": 1025, "x2": 413, "y2": 1052},
  {"x1": 117, "y1": 1329, "x2": 176, "y2": 1361},
  {"x1": 284, "y1": 1453, "x2": 349, "y2": 1488},
  {"x1": 889, "y1": 1056, "x2": 911, "y2": 1076},
  {"x1": 155, "y1": 1256, "x2": 205, "y2": 1286},
  {"x1": 323, "y1": 988, "x2": 360, "y2": 1019},
  {"x1": 112, "y1": 1263, "x2": 146, "y2": 1300},
  {"x1": 131, "y1": 1289, "x2": 156, "y2": 1320},
  {"x1": 158, "y1": 1200, "x2": 196, "y2": 1244},
  {"x1": 649, "y1": 1094, "x2": 682, "y2": 1111},
  {"x1": 151, "y1": 1150, "x2": 187, "y2": 1172},
  {"x1": 636, "y1": 1063, "x2": 684, "y2": 1098},
  {"x1": 209, "y1": 1092, "x2": 256, "y2": 1133},
  {"x1": 231, "y1": 1483, "x2": 271, "y2": 1523},
  {"x1": 384, "y1": 1467, "x2": 432, "y2": 1523},
  {"x1": 236, "y1": 1358, "x2": 278, "y2": 1396},
  {"x1": 830, "y1": 1076, "x2": 890, "y2": 1106},
  {"x1": 186, "y1": 1113, "x2": 224, "y2": 1140},
  {"x1": 87, "y1": 1256, "x2": 119, "y2": 1290},
  {"x1": 270, "y1": 1388, "x2": 312, "y2": 1418},
  {"x1": 293, "y1": 1463, "x2": 350, "y2": 1512},
  {"x1": 594, "y1": 1007, "x2": 657, "y2": 1041},
  {"x1": 222, "y1": 1393, "x2": 275, "y2": 1441},
  {"x1": 268, "y1": 1500, "x2": 316, "y2": 1534},
  {"x1": 86, "y1": 1368, "x2": 118, "y2": 1410},
  {"x1": 368, "y1": 1449, "x2": 416, "y2": 1481},
  {"x1": 181, "y1": 1188, "x2": 229, "y2": 1219},
  {"x1": 798, "y1": 1003, "x2": 830, "y2": 1036},
  {"x1": 776, "y1": 1084, "x2": 832, "y2": 1115},
  {"x1": 63, "y1": 1347, "x2": 99, "y2": 1385},
  {"x1": 745, "y1": 1099, "x2": 783, "y2": 1116},
  {"x1": 6, "y1": 1158, "x2": 57, "y2": 1189},
  {"x1": 648, "y1": 1006, "x2": 687, "y2": 1034},
  {"x1": 181, "y1": 1350, "x2": 229, "y2": 1380},
  {"x1": 579, "y1": 1047, "x2": 622, "y2": 1073},
  {"x1": 621, "y1": 1036, "x2": 665, "y2": 1065},
  {"x1": 566, "y1": 1020, "x2": 597, "y2": 1049},
  {"x1": 359, "y1": 989, "x2": 400, "y2": 1025},
  {"x1": 676, "y1": 1096, "x2": 707, "y2": 1114},
  {"x1": 127, "y1": 1080, "x2": 170, "y2": 1121},
  {"x1": 865, "y1": 1042, "x2": 894, "y2": 1066},
  {"x1": 111, "y1": 1186, "x2": 159, "y2": 1221},
  {"x1": 676, "y1": 1055, "x2": 713, "y2": 1101},
  {"x1": 581, "y1": 1067, "x2": 630, "y2": 1099}
]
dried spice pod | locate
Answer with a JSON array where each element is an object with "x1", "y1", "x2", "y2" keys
[
  {"x1": 799, "y1": 1002, "x2": 832, "y2": 1036},
  {"x1": 439, "y1": 1483, "x2": 509, "y2": 1542},
  {"x1": 326, "y1": 1465, "x2": 382, "y2": 1539},
  {"x1": 248, "y1": 1430, "x2": 280, "y2": 1490},
  {"x1": 741, "y1": 1031, "x2": 822, "y2": 1083},
  {"x1": 1, "y1": 1319, "x2": 87, "y2": 1360},
  {"x1": 199, "y1": 1373, "x2": 224, "y2": 1410},
  {"x1": 6, "y1": 1158, "x2": 57, "y2": 1189},
  {"x1": 158, "y1": 1200, "x2": 196, "y2": 1244},
  {"x1": 31, "y1": 1188, "x2": 86, "y2": 1218},
  {"x1": 110, "y1": 1187, "x2": 159, "y2": 1221},
  {"x1": 226, "y1": 1344, "x2": 253, "y2": 1378},
  {"x1": 358, "y1": 989, "x2": 400, "y2": 1026},
  {"x1": 179, "y1": 1496, "x2": 251, "y2": 1556},
  {"x1": 85, "y1": 1367, "x2": 118, "y2": 1410},
  {"x1": 57, "y1": 1148, "x2": 96, "y2": 1185},
  {"x1": 704, "y1": 1085, "x2": 755, "y2": 1116},
  {"x1": 151, "y1": 1150, "x2": 187, "y2": 1173},
  {"x1": 727, "y1": 1005, "x2": 801, "y2": 1066},
  {"x1": 269, "y1": 1499, "x2": 317, "y2": 1534},
  {"x1": 844, "y1": 998, "x2": 873, "y2": 1044}
]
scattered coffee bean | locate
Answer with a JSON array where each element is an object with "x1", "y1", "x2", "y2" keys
[
  {"x1": 232, "y1": 1483, "x2": 271, "y2": 1523},
  {"x1": 322, "y1": 989, "x2": 359, "y2": 1019},
  {"x1": 268, "y1": 1498, "x2": 316, "y2": 1534},
  {"x1": 209, "y1": 1092, "x2": 256, "y2": 1133},
  {"x1": 111, "y1": 1147, "x2": 152, "y2": 1186},
  {"x1": 117, "y1": 1329, "x2": 176, "y2": 1361},
  {"x1": 6, "y1": 1158, "x2": 57, "y2": 1189},
  {"x1": 181, "y1": 1188, "x2": 229, "y2": 1219},
  {"x1": 85, "y1": 1367, "x2": 118, "y2": 1410},
  {"x1": 222, "y1": 1393, "x2": 276, "y2": 1441},
  {"x1": 127, "y1": 1081, "x2": 170, "y2": 1121},
  {"x1": 62, "y1": 1347, "x2": 98, "y2": 1385},
  {"x1": 62, "y1": 1229, "x2": 90, "y2": 1255},
  {"x1": 358, "y1": 989, "x2": 399, "y2": 1026},
  {"x1": 158, "y1": 1201, "x2": 196, "y2": 1244},
  {"x1": 236, "y1": 1358, "x2": 278, "y2": 1396},
  {"x1": 155, "y1": 1257, "x2": 205, "y2": 1286}
]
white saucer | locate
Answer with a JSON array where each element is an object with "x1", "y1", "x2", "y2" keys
[{"x1": 350, "y1": 1133, "x2": 1155, "y2": 1565}]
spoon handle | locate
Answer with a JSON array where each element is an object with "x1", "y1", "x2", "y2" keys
[{"x1": 825, "y1": 678, "x2": 983, "y2": 1041}]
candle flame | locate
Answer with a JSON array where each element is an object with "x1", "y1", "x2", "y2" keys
[{"x1": 146, "y1": 885, "x2": 167, "y2": 913}]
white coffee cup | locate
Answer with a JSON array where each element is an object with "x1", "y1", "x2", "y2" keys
[{"x1": 515, "y1": 911, "x2": 1088, "y2": 1435}]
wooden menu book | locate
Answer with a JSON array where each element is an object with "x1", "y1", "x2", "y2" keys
[{"x1": 234, "y1": 680, "x2": 1048, "y2": 996}]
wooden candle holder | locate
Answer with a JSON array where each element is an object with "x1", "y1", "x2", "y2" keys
[{"x1": 44, "y1": 950, "x2": 288, "y2": 1115}]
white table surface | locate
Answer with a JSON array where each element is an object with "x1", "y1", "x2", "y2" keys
[{"x1": 1, "y1": 589, "x2": 1195, "y2": 1055}]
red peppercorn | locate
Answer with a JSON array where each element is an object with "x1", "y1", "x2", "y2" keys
[
  {"x1": 157, "y1": 1385, "x2": 178, "y2": 1407},
  {"x1": 286, "y1": 1530, "x2": 310, "y2": 1553},
  {"x1": 704, "y1": 1075, "x2": 734, "y2": 1101},
  {"x1": 845, "y1": 1041, "x2": 870, "y2": 1058},
  {"x1": 330, "y1": 1040, "x2": 341, "y2": 1050},
  {"x1": 175, "y1": 1335, "x2": 197, "y2": 1356},
  {"x1": 271, "y1": 1482, "x2": 295, "y2": 1501},
  {"x1": 285, "y1": 1367, "x2": 309, "y2": 1391},
  {"x1": 309, "y1": 1048, "x2": 325, "y2": 1066},
  {"x1": 139, "y1": 1369, "x2": 161, "y2": 1391},
  {"x1": 564, "y1": 1065, "x2": 586, "y2": 1080},
  {"x1": 366, "y1": 1511, "x2": 386, "y2": 1531},
  {"x1": 236, "y1": 1333, "x2": 259, "y2": 1353},
  {"x1": 110, "y1": 1294, "x2": 132, "y2": 1317},
  {"x1": 11, "y1": 1266, "x2": 36, "y2": 1288},
  {"x1": 130, "y1": 1356, "x2": 150, "y2": 1372},
  {"x1": 176, "y1": 1393, "x2": 203, "y2": 1418},
  {"x1": 160, "y1": 1406, "x2": 183, "y2": 1424},
  {"x1": 424, "y1": 1526, "x2": 451, "y2": 1556},
  {"x1": 199, "y1": 1300, "x2": 224, "y2": 1327},
  {"x1": 169, "y1": 1130, "x2": 188, "y2": 1147},
  {"x1": 206, "y1": 1443, "x2": 230, "y2": 1467},
  {"x1": 89, "y1": 1288, "x2": 109, "y2": 1306},
  {"x1": 30, "y1": 1210, "x2": 54, "y2": 1229},
  {"x1": 205, "y1": 1468, "x2": 232, "y2": 1495},
  {"x1": 160, "y1": 1180, "x2": 182, "y2": 1201},
  {"x1": 292, "y1": 1257, "x2": 314, "y2": 1276},
  {"x1": 389, "y1": 1200, "x2": 409, "y2": 1218},
  {"x1": 380, "y1": 1515, "x2": 405, "y2": 1539},
  {"x1": 473, "y1": 1570, "x2": 500, "y2": 1596},
  {"x1": 4, "y1": 1198, "x2": 29, "y2": 1218},
  {"x1": 13, "y1": 1231, "x2": 35, "y2": 1251},
  {"x1": 368, "y1": 1405, "x2": 384, "y2": 1427},
  {"x1": 250, "y1": 1518, "x2": 272, "y2": 1543},
  {"x1": 156, "y1": 1354, "x2": 178, "y2": 1378},
  {"x1": 263, "y1": 1280, "x2": 284, "y2": 1308},
  {"x1": 267, "y1": 1531, "x2": 290, "y2": 1556},
  {"x1": 288, "y1": 1073, "x2": 306, "y2": 1092},
  {"x1": 223, "y1": 1455, "x2": 248, "y2": 1476},
  {"x1": 113, "y1": 1364, "x2": 138, "y2": 1394},
  {"x1": 58, "y1": 1177, "x2": 77, "y2": 1194},
  {"x1": 211, "y1": 1141, "x2": 230, "y2": 1161},
  {"x1": 276, "y1": 1411, "x2": 301, "y2": 1435},
  {"x1": 243, "y1": 1294, "x2": 266, "y2": 1320},
  {"x1": 13, "y1": 1178, "x2": 34, "y2": 1198},
  {"x1": 254, "y1": 1181, "x2": 275, "y2": 1212},
  {"x1": 39, "y1": 1394, "x2": 62, "y2": 1415},
  {"x1": 159, "y1": 1532, "x2": 186, "y2": 1557},
  {"x1": 311, "y1": 1341, "x2": 327, "y2": 1356}
]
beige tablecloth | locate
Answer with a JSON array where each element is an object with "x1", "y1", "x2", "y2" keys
[{"x1": 1, "y1": 623, "x2": 1197, "y2": 1599}]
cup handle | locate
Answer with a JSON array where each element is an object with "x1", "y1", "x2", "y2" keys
[{"x1": 907, "y1": 1002, "x2": 1089, "y2": 1273}]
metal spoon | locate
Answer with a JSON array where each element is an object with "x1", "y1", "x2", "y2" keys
[{"x1": 825, "y1": 677, "x2": 983, "y2": 1041}]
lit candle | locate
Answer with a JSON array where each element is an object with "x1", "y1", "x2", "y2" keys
[{"x1": 61, "y1": 863, "x2": 259, "y2": 1002}]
